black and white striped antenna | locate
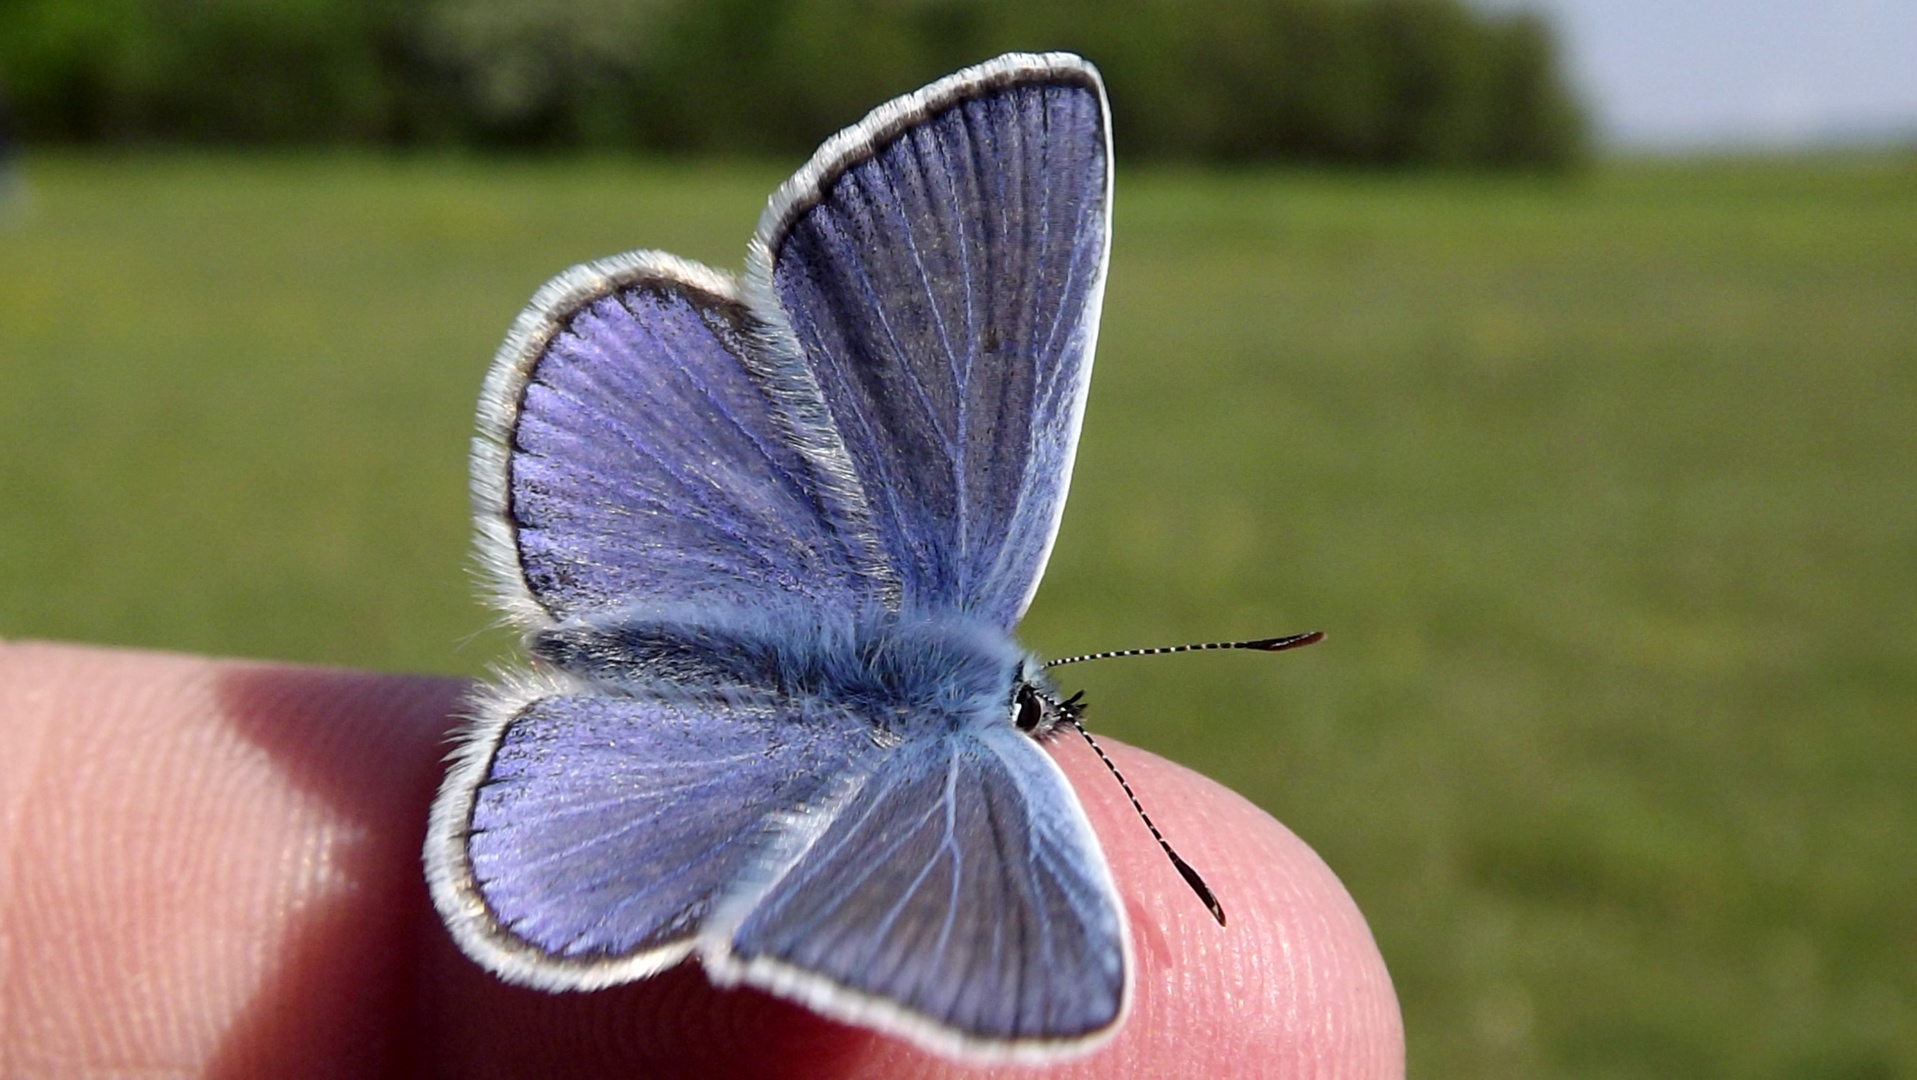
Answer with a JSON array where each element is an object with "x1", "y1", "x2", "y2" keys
[
  {"x1": 1044, "y1": 629, "x2": 1324, "y2": 927},
  {"x1": 1044, "y1": 630, "x2": 1323, "y2": 669}
]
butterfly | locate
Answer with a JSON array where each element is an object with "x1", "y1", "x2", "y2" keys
[{"x1": 425, "y1": 52, "x2": 1147, "y2": 1063}]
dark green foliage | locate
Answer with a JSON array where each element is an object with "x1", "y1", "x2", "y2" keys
[
  {"x1": 0, "y1": 0, "x2": 407, "y2": 141},
  {"x1": 0, "y1": 0, "x2": 1587, "y2": 167}
]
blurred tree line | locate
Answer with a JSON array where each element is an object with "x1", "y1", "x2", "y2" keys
[{"x1": 0, "y1": 0, "x2": 1586, "y2": 167}]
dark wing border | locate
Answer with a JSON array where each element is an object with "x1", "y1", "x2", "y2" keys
[
  {"x1": 472, "y1": 251, "x2": 750, "y2": 629},
  {"x1": 426, "y1": 668, "x2": 887, "y2": 990},
  {"x1": 697, "y1": 726, "x2": 1133, "y2": 1065},
  {"x1": 422, "y1": 670, "x2": 708, "y2": 988}
]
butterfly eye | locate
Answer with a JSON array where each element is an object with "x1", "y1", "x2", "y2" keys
[{"x1": 1013, "y1": 686, "x2": 1046, "y2": 732}]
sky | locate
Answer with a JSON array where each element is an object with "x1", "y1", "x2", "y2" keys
[{"x1": 1512, "y1": 0, "x2": 1917, "y2": 149}]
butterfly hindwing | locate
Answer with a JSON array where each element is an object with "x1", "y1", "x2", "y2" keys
[
  {"x1": 712, "y1": 723, "x2": 1129, "y2": 1055},
  {"x1": 427, "y1": 676, "x2": 885, "y2": 988},
  {"x1": 750, "y1": 53, "x2": 1112, "y2": 627}
]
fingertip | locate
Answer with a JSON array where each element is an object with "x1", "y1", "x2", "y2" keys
[{"x1": 1049, "y1": 737, "x2": 1406, "y2": 1080}]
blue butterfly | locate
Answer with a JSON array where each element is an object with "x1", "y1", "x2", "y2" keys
[{"x1": 426, "y1": 52, "x2": 1136, "y2": 1063}]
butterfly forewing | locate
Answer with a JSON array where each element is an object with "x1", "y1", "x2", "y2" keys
[
  {"x1": 753, "y1": 58, "x2": 1111, "y2": 628},
  {"x1": 473, "y1": 254, "x2": 878, "y2": 625}
]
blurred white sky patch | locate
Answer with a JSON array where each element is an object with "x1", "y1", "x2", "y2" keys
[{"x1": 1486, "y1": 0, "x2": 1917, "y2": 149}]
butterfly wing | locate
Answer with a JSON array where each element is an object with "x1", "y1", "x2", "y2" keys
[
  {"x1": 747, "y1": 53, "x2": 1112, "y2": 628},
  {"x1": 426, "y1": 675, "x2": 885, "y2": 987},
  {"x1": 708, "y1": 724, "x2": 1129, "y2": 1060},
  {"x1": 472, "y1": 251, "x2": 894, "y2": 627}
]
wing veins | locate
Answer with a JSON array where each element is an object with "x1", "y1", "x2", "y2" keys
[
  {"x1": 522, "y1": 378, "x2": 777, "y2": 560},
  {"x1": 615, "y1": 290, "x2": 828, "y2": 528}
]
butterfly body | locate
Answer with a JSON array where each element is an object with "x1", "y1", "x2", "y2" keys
[
  {"x1": 529, "y1": 604, "x2": 1055, "y2": 743},
  {"x1": 428, "y1": 53, "x2": 1132, "y2": 1062}
]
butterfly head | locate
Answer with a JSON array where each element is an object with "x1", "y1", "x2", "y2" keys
[{"x1": 1011, "y1": 662, "x2": 1084, "y2": 740}]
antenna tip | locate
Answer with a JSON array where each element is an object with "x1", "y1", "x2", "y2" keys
[
  {"x1": 1171, "y1": 853, "x2": 1228, "y2": 927},
  {"x1": 1247, "y1": 631, "x2": 1325, "y2": 652}
]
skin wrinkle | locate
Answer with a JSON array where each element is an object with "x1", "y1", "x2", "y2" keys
[
  {"x1": 0, "y1": 653, "x2": 73, "y2": 1067},
  {"x1": 5, "y1": 651, "x2": 414, "y2": 1074},
  {"x1": 0, "y1": 652, "x2": 60, "y2": 1068},
  {"x1": 98, "y1": 668, "x2": 238, "y2": 1068}
]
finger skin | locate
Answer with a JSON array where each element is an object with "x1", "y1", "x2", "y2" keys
[{"x1": 0, "y1": 642, "x2": 1403, "y2": 1079}]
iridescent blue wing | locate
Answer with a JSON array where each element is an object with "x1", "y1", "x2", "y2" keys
[
  {"x1": 425, "y1": 677, "x2": 884, "y2": 986},
  {"x1": 472, "y1": 251, "x2": 894, "y2": 627},
  {"x1": 746, "y1": 53, "x2": 1112, "y2": 627},
  {"x1": 708, "y1": 725, "x2": 1129, "y2": 1061}
]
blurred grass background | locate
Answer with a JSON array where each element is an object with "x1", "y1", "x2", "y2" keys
[{"x1": 3, "y1": 152, "x2": 1914, "y2": 1077}]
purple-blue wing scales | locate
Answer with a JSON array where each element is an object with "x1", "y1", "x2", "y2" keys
[
  {"x1": 426, "y1": 680, "x2": 881, "y2": 986},
  {"x1": 472, "y1": 252, "x2": 881, "y2": 626},
  {"x1": 710, "y1": 724, "x2": 1130, "y2": 1056},
  {"x1": 749, "y1": 55, "x2": 1112, "y2": 628}
]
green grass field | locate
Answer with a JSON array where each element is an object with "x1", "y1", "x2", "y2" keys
[{"x1": 3, "y1": 152, "x2": 1913, "y2": 1077}]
